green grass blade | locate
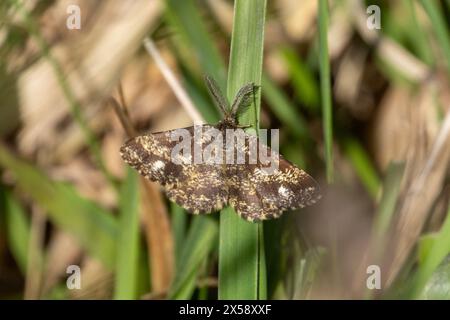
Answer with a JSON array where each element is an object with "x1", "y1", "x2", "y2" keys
[
  {"x1": 419, "y1": 256, "x2": 450, "y2": 299},
  {"x1": 220, "y1": 208, "x2": 266, "y2": 299},
  {"x1": 166, "y1": 0, "x2": 227, "y2": 88},
  {"x1": 169, "y1": 216, "x2": 218, "y2": 299},
  {"x1": 0, "y1": 143, "x2": 118, "y2": 268},
  {"x1": 3, "y1": 190, "x2": 30, "y2": 273},
  {"x1": 171, "y1": 202, "x2": 187, "y2": 266},
  {"x1": 114, "y1": 168, "x2": 141, "y2": 299},
  {"x1": 226, "y1": 0, "x2": 266, "y2": 131},
  {"x1": 262, "y1": 74, "x2": 312, "y2": 142},
  {"x1": 418, "y1": 234, "x2": 437, "y2": 265},
  {"x1": 412, "y1": 205, "x2": 450, "y2": 298},
  {"x1": 343, "y1": 138, "x2": 381, "y2": 199},
  {"x1": 372, "y1": 162, "x2": 405, "y2": 245},
  {"x1": 219, "y1": 0, "x2": 267, "y2": 300},
  {"x1": 318, "y1": 0, "x2": 334, "y2": 183},
  {"x1": 263, "y1": 218, "x2": 285, "y2": 298},
  {"x1": 419, "y1": 0, "x2": 450, "y2": 74},
  {"x1": 404, "y1": 0, "x2": 433, "y2": 66},
  {"x1": 280, "y1": 47, "x2": 320, "y2": 111},
  {"x1": 257, "y1": 223, "x2": 267, "y2": 298}
]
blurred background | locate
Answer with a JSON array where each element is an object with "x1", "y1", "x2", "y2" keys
[{"x1": 0, "y1": 0, "x2": 449, "y2": 299}]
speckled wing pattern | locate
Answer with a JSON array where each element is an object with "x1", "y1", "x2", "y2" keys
[
  {"x1": 120, "y1": 125, "x2": 228, "y2": 214},
  {"x1": 120, "y1": 125, "x2": 321, "y2": 222},
  {"x1": 226, "y1": 135, "x2": 320, "y2": 221}
]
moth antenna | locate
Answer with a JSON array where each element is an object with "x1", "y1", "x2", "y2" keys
[
  {"x1": 204, "y1": 75, "x2": 229, "y2": 116},
  {"x1": 230, "y1": 83, "x2": 259, "y2": 117}
]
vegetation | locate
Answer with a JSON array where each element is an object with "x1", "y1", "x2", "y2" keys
[{"x1": 0, "y1": 0, "x2": 449, "y2": 299}]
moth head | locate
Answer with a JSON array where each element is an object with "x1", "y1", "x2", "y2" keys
[{"x1": 204, "y1": 75, "x2": 259, "y2": 123}]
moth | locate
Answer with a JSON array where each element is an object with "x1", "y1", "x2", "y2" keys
[{"x1": 120, "y1": 76, "x2": 320, "y2": 222}]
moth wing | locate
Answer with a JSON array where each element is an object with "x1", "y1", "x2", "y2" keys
[
  {"x1": 227, "y1": 163, "x2": 279, "y2": 222},
  {"x1": 227, "y1": 134, "x2": 321, "y2": 222},
  {"x1": 120, "y1": 125, "x2": 228, "y2": 214}
]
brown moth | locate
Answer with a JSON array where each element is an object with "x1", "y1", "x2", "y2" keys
[{"x1": 120, "y1": 76, "x2": 320, "y2": 222}]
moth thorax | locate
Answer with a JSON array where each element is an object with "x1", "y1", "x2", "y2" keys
[{"x1": 221, "y1": 116, "x2": 237, "y2": 128}]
